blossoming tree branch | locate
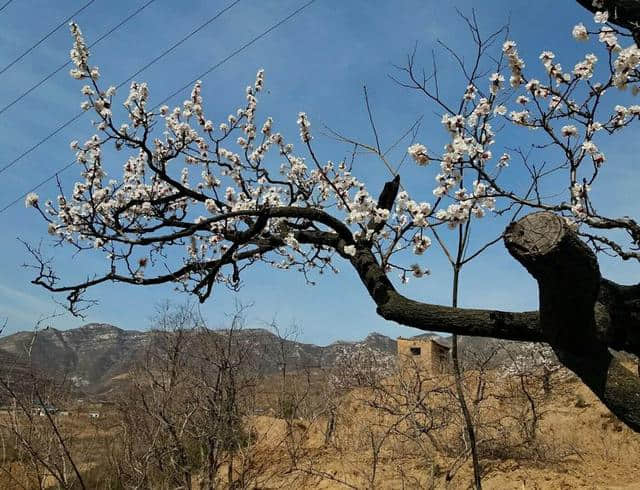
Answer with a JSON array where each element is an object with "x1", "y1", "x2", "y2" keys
[{"x1": 25, "y1": 3, "x2": 640, "y2": 431}]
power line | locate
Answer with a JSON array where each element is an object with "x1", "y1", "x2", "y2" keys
[
  {"x1": 154, "y1": 0, "x2": 316, "y2": 110},
  {"x1": 0, "y1": 0, "x2": 157, "y2": 118},
  {"x1": 0, "y1": 0, "x2": 241, "y2": 176},
  {"x1": 0, "y1": 0, "x2": 318, "y2": 215},
  {"x1": 0, "y1": 0, "x2": 97, "y2": 77},
  {"x1": 0, "y1": 112, "x2": 84, "y2": 176},
  {"x1": 113, "y1": 0, "x2": 242, "y2": 93},
  {"x1": 0, "y1": 162, "x2": 75, "y2": 214},
  {"x1": 0, "y1": 0, "x2": 15, "y2": 14}
]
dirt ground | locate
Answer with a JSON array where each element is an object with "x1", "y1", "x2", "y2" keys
[
  {"x1": 244, "y1": 371, "x2": 640, "y2": 489},
  {"x1": 2, "y1": 365, "x2": 640, "y2": 489}
]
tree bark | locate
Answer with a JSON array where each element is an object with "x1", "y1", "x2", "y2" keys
[
  {"x1": 504, "y1": 212, "x2": 640, "y2": 431},
  {"x1": 575, "y1": 0, "x2": 640, "y2": 43},
  {"x1": 504, "y1": 212, "x2": 600, "y2": 353},
  {"x1": 348, "y1": 246, "x2": 542, "y2": 342}
]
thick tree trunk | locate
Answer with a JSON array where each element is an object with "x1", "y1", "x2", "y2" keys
[
  {"x1": 504, "y1": 212, "x2": 640, "y2": 431},
  {"x1": 504, "y1": 213, "x2": 600, "y2": 352}
]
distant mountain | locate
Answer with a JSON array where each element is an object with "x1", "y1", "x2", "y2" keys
[
  {"x1": 0, "y1": 324, "x2": 403, "y2": 393},
  {"x1": 0, "y1": 324, "x2": 149, "y2": 391},
  {"x1": 0, "y1": 324, "x2": 577, "y2": 395}
]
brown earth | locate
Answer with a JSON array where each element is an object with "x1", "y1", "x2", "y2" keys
[
  {"x1": 2, "y1": 364, "x2": 640, "y2": 489},
  {"x1": 240, "y1": 369, "x2": 640, "y2": 489}
]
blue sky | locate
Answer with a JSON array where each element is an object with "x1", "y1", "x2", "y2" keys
[{"x1": 0, "y1": 0, "x2": 638, "y2": 344}]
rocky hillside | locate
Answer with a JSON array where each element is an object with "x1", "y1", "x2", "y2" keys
[
  {"x1": 0, "y1": 324, "x2": 401, "y2": 392},
  {"x1": 0, "y1": 324, "x2": 149, "y2": 391},
  {"x1": 0, "y1": 323, "x2": 600, "y2": 395}
]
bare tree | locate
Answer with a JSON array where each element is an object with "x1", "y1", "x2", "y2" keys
[
  {"x1": 0, "y1": 319, "x2": 85, "y2": 490},
  {"x1": 112, "y1": 302, "x2": 264, "y2": 488}
]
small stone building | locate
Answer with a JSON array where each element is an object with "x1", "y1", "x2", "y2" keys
[{"x1": 397, "y1": 337, "x2": 451, "y2": 374}]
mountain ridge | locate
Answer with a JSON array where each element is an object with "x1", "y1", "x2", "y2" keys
[
  {"x1": 2, "y1": 323, "x2": 553, "y2": 395},
  {"x1": 0, "y1": 323, "x2": 410, "y2": 393}
]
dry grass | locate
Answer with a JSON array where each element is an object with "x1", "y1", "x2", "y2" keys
[{"x1": 1, "y1": 367, "x2": 639, "y2": 489}]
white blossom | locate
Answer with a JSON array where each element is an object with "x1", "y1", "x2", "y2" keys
[
  {"x1": 493, "y1": 105, "x2": 507, "y2": 116},
  {"x1": 407, "y1": 143, "x2": 430, "y2": 165},
  {"x1": 297, "y1": 112, "x2": 312, "y2": 142},
  {"x1": 598, "y1": 26, "x2": 619, "y2": 51},
  {"x1": 572, "y1": 23, "x2": 589, "y2": 41},
  {"x1": 612, "y1": 45, "x2": 640, "y2": 88},
  {"x1": 343, "y1": 244, "x2": 356, "y2": 256},
  {"x1": 503, "y1": 40, "x2": 525, "y2": 87},
  {"x1": 412, "y1": 235, "x2": 431, "y2": 255},
  {"x1": 510, "y1": 110, "x2": 529, "y2": 125},
  {"x1": 25, "y1": 192, "x2": 39, "y2": 208},
  {"x1": 68, "y1": 22, "x2": 89, "y2": 76},
  {"x1": 573, "y1": 53, "x2": 597, "y2": 79},
  {"x1": 489, "y1": 72, "x2": 505, "y2": 95},
  {"x1": 561, "y1": 125, "x2": 578, "y2": 137},
  {"x1": 582, "y1": 140, "x2": 599, "y2": 155}
]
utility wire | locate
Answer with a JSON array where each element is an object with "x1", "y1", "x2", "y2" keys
[
  {"x1": 0, "y1": 0, "x2": 241, "y2": 176},
  {"x1": 154, "y1": 0, "x2": 316, "y2": 110},
  {"x1": 114, "y1": 0, "x2": 242, "y2": 93},
  {"x1": 0, "y1": 0, "x2": 157, "y2": 118},
  {"x1": 0, "y1": 0, "x2": 15, "y2": 14},
  {"x1": 0, "y1": 112, "x2": 85, "y2": 177},
  {"x1": 0, "y1": 0, "x2": 96, "y2": 77},
  {"x1": 0, "y1": 162, "x2": 76, "y2": 214},
  {"x1": 0, "y1": 0, "x2": 318, "y2": 215}
]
